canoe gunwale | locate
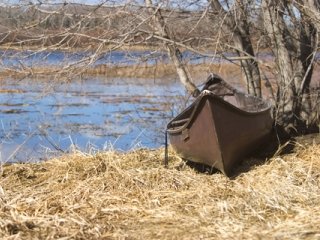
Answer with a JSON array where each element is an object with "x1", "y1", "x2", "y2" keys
[{"x1": 167, "y1": 92, "x2": 272, "y2": 135}]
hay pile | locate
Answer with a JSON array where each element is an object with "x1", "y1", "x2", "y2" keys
[{"x1": 1, "y1": 140, "x2": 320, "y2": 239}]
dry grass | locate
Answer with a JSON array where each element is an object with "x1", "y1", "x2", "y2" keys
[
  {"x1": 1, "y1": 138, "x2": 320, "y2": 239},
  {"x1": 0, "y1": 62, "x2": 242, "y2": 82}
]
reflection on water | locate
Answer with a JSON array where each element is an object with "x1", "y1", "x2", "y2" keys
[{"x1": 0, "y1": 77, "x2": 189, "y2": 163}]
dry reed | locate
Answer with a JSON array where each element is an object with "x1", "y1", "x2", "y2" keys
[
  {"x1": 1, "y1": 137, "x2": 320, "y2": 239},
  {"x1": 0, "y1": 62, "x2": 242, "y2": 82}
]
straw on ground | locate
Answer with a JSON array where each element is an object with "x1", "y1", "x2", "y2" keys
[{"x1": 0, "y1": 138, "x2": 320, "y2": 239}]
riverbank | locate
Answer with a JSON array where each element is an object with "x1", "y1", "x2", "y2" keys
[
  {"x1": 0, "y1": 62, "x2": 242, "y2": 83},
  {"x1": 1, "y1": 136, "x2": 320, "y2": 239}
]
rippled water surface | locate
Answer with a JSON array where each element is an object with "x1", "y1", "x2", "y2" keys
[{"x1": 0, "y1": 77, "x2": 188, "y2": 163}]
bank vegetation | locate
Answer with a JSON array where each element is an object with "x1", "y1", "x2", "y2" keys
[{"x1": 1, "y1": 136, "x2": 320, "y2": 239}]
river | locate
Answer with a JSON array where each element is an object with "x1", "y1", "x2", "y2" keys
[{"x1": 0, "y1": 76, "x2": 189, "y2": 163}]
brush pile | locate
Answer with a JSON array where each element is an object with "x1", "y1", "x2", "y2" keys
[{"x1": 1, "y1": 137, "x2": 320, "y2": 239}]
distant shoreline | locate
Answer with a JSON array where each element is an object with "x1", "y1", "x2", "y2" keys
[
  {"x1": 0, "y1": 44, "x2": 160, "y2": 53},
  {"x1": 0, "y1": 62, "x2": 243, "y2": 83}
]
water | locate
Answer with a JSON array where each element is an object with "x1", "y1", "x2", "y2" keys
[
  {"x1": 0, "y1": 49, "x2": 258, "y2": 163},
  {"x1": 0, "y1": 49, "x2": 219, "y2": 69},
  {"x1": 0, "y1": 76, "x2": 189, "y2": 163}
]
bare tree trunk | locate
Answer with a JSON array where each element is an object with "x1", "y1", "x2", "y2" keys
[
  {"x1": 208, "y1": 0, "x2": 262, "y2": 97},
  {"x1": 145, "y1": 0, "x2": 200, "y2": 97},
  {"x1": 296, "y1": 0, "x2": 320, "y2": 31},
  {"x1": 262, "y1": 0, "x2": 316, "y2": 133},
  {"x1": 293, "y1": 0, "x2": 320, "y2": 131}
]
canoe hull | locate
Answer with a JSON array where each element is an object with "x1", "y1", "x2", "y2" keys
[{"x1": 167, "y1": 94, "x2": 273, "y2": 176}]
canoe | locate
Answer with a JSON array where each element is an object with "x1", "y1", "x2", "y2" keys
[{"x1": 166, "y1": 74, "x2": 273, "y2": 176}]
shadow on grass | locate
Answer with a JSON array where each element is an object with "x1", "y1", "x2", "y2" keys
[{"x1": 175, "y1": 130, "x2": 317, "y2": 178}]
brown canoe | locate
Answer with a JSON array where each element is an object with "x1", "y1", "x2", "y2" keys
[{"x1": 167, "y1": 74, "x2": 273, "y2": 176}]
